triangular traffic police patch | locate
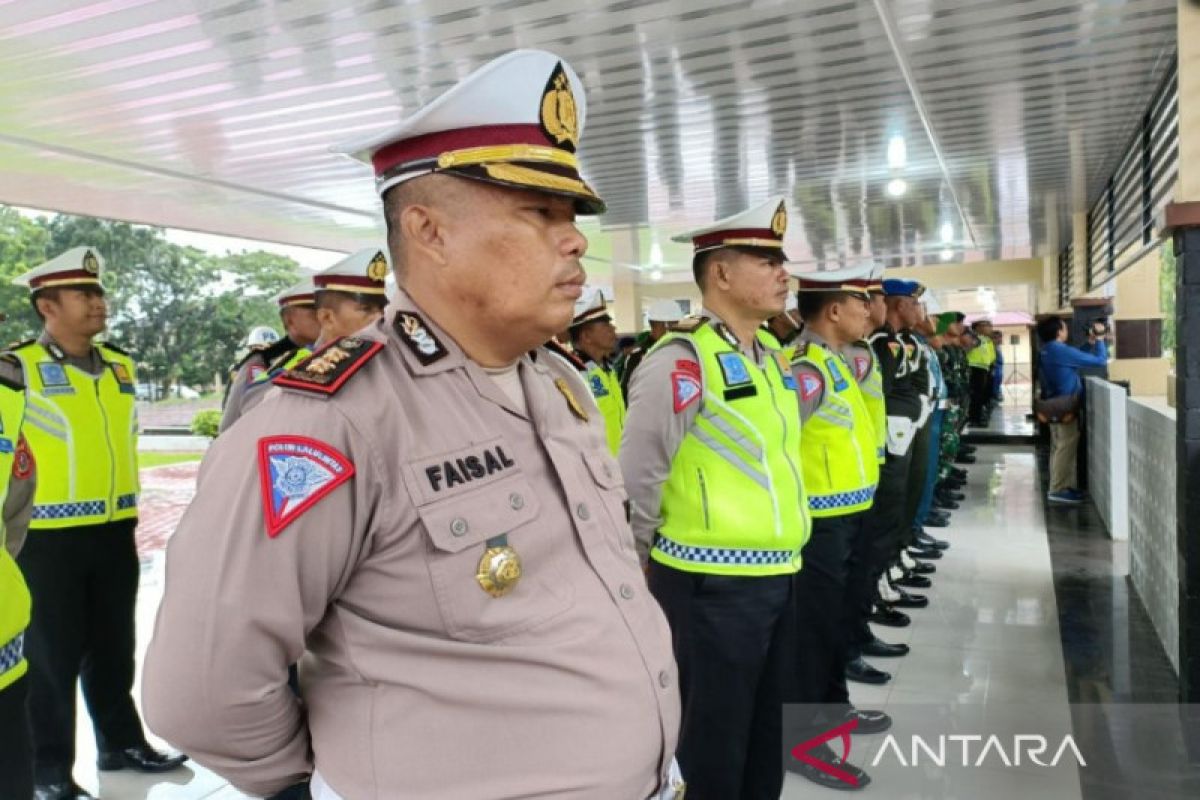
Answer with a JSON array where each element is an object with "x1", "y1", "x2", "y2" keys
[{"x1": 257, "y1": 436, "x2": 355, "y2": 538}]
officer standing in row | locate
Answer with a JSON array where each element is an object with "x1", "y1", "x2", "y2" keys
[
  {"x1": 0, "y1": 345, "x2": 37, "y2": 800},
  {"x1": 620, "y1": 196, "x2": 807, "y2": 800},
  {"x1": 570, "y1": 288, "x2": 625, "y2": 456},
  {"x1": 618, "y1": 299, "x2": 685, "y2": 400},
  {"x1": 144, "y1": 49, "x2": 682, "y2": 800},
  {"x1": 310, "y1": 248, "x2": 390, "y2": 345},
  {"x1": 787, "y1": 264, "x2": 887, "y2": 791},
  {"x1": 5, "y1": 249, "x2": 185, "y2": 800},
  {"x1": 764, "y1": 292, "x2": 803, "y2": 358},
  {"x1": 967, "y1": 318, "x2": 996, "y2": 425},
  {"x1": 220, "y1": 279, "x2": 320, "y2": 434}
]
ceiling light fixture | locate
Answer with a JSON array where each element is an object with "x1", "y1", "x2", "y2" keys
[
  {"x1": 940, "y1": 248, "x2": 953, "y2": 261},
  {"x1": 649, "y1": 268, "x2": 663, "y2": 282},
  {"x1": 886, "y1": 178, "x2": 907, "y2": 197},
  {"x1": 887, "y1": 135, "x2": 907, "y2": 170},
  {"x1": 940, "y1": 222, "x2": 954, "y2": 243}
]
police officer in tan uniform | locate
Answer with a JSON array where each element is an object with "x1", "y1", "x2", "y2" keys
[
  {"x1": 144, "y1": 49, "x2": 682, "y2": 800},
  {"x1": 311, "y1": 248, "x2": 389, "y2": 345},
  {"x1": 219, "y1": 279, "x2": 320, "y2": 434}
]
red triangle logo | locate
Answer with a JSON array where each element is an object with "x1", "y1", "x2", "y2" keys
[{"x1": 257, "y1": 436, "x2": 355, "y2": 538}]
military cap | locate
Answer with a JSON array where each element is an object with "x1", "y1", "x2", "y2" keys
[
  {"x1": 273, "y1": 279, "x2": 316, "y2": 309},
  {"x1": 881, "y1": 278, "x2": 920, "y2": 297},
  {"x1": 794, "y1": 262, "x2": 872, "y2": 298},
  {"x1": 333, "y1": 50, "x2": 604, "y2": 214},
  {"x1": 646, "y1": 299, "x2": 685, "y2": 324},
  {"x1": 672, "y1": 196, "x2": 790, "y2": 260},
  {"x1": 570, "y1": 287, "x2": 611, "y2": 329},
  {"x1": 13, "y1": 247, "x2": 104, "y2": 292},
  {"x1": 314, "y1": 248, "x2": 389, "y2": 296}
]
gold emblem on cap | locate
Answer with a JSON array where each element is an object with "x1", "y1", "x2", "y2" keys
[
  {"x1": 554, "y1": 377, "x2": 589, "y2": 421},
  {"x1": 367, "y1": 252, "x2": 388, "y2": 282},
  {"x1": 82, "y1": 250, "x2": 100, "y2": 274},
  {"x1": 540, "y1": 62, "x2": 579, "y2": 152},
  {"x1": 770, "y1": 202, "x2": 787, "y2": 238},
  {"x1": 477, "y1": 544, "x2": 523, "y2": 597}
]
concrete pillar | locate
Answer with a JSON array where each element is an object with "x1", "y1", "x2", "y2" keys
[
  {"x1": 1072, "y1": 211, "x2": 1089, "y2": 300},
  {"x1": 609, "y1": 226, "x2": 643, "y2": 333}
]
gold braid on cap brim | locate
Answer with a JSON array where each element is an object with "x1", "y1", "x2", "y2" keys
[
  {"x1": 317, "y1": 283, "x2": 388, "y2": 295},
  {"x1": 31, "y1": 277, "x2": 102, "y2": 290},
  {"x1": 482, "y1": 162, "x2": 598, "y2": 199},
  {"x1": 437, "y1": 144, "x2": 579, "y2": 170},
  {"x1": 720, "y1": 238, "x2": 785, "y2": 249}
]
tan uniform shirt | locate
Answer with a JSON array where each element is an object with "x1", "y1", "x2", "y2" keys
[
  {"x1": 219, "y1": 352, "x2": 270, "y2": 434},
  {"x1": 143, "y1": 290, "x2": 680, "y2": 799},
  {"x1": 618, "y1": 311, "x2": 766, "y2": 562}
]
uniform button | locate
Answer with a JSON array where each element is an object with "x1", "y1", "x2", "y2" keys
[
  {"x1": 658, "y1": 670, "x2": 671, "y2": 688},
  {"x1": 576, "y1": 503, "x2": 590, "y2": 521},
  {"x1": 450, "y1": 517, "x2": 469, "y2": 537},
  {"x1": 619, "y1": 583, "x2": 635, "y2": 600},
  {"x1": 508, "y1": 492, "x2": 525, "y2": 510}
]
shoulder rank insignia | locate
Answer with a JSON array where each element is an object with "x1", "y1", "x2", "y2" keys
[
  {"x1": 97, "y1": 341, "x2": 131, "y2": 357},
  {"x1": 273, "y1": 336, "x2": 383, "y2": 396},
  {"x1": 542, "y1": 338, "x2": 586, "y2": 371},
  {"x1": 394, "y1": 311, "x2": 447, "y2": 365},
  {"x1": 3, "y1": 338, "x2": 35, "y2": 353},
  {"x1": 0, "y1": 354, "x2": 23, "y2": 392},
  {"x1": 238, "y1": 336, "x2": 292, "y2": 370},
  {"x1": 669, "y1": 315, "x2": 708, "y2": 333},
  {"x1": 258, "y1": 435, "x2": 355, "y2": 538}
]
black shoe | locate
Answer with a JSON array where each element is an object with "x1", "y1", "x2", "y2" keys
[
  {"x1": 934, "y1": 498, "x2": 960, "y2": 510},
  {"x1": 862, "y1": 636, "x2": 910, "y2": 657},
  {"x1": 792, "y1": 741, "x2": 873, "y2": 790},
  {"x1": 845, "y1": 707, "x2": 893, "y2": 735},
  {"x1": 908, "y1": 560, "x2": 936, "y2": 575},
  {"x1": 869, "y1": 605, "x2": 911, "y2": 627},
  {"x1": 924, "y1": 514, "x2": 950, "y2": 528},
  {"x1": 939, "y1": 489, "x2": 966, "y2": 501},
  {"x1": 950, "y1": 466, "x2": 968, "y2": 478},
  {"x1": 34, "y1": 782, "x2": 94, "y2": 800},
  {"x1": 889, "y1": 587, "x2": 929, "y2": 608},
  {"x1": 955, "y1": 454, "x2": 977, "y2": 464},
  {"x1": 97, "y1": 743, "x2": 188, "y2": 773},
  {"x1": 907, "y1": 545, "x2": 942, "y2": 560},
  {"x1": 845, "y1": 657, "x2": 891, "y2": 685},
  {"x1": 916, "y1": 531, "x2": 950, "y2": 550},
  {"x1": 894, "y1": 571, "x2": 931, "y2": 589}
]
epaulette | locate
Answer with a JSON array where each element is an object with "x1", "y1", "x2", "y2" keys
[
  {"x1": 541, "y1": 339, "x2": 587, "y2": 371},
  {"x1": 0, "y1": 353, "x2": 24, "y2": 391},
  {"x1": 97, "y1": 341, "x2": 131, "y2": 357},
  {"x1": 669, "y1": 315, "x2": 709, "y2": 333},
  {"x1": 236, "y1": 336, "x2": 293, "y2": 370},
  {"x1": 3, "y1": 338, "x2": 35, "y2": 353},
  {"x1": 273, "y1": 335, "x2": 384, "y2": 396}
]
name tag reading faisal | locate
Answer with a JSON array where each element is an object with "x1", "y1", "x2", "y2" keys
[{"x1": 258, "y1": 436, "x2": 355, "y2": 537}]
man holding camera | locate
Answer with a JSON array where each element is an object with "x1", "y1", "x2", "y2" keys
[{"x1": 1035, "y1": 317, "x2": 1109, "y2": 504}]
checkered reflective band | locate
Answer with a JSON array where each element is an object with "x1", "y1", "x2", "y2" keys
[
  {"x1": 32, "y1": 500, "x2": 106, "y2": 520},
  {"x1": 0, "y1": 632, "x2": 24, "y2": 674},
  {"x1": 808, "y1": 487, "x2": 876, "y2": 512},
  {"x1": 654, "y1": 535, "x2": 794, "y2": 566},
  {"x1": 116, "y1": 493, "x2": 138, "y2": 510}
]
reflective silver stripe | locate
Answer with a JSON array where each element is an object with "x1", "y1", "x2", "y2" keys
[
  {"x1": 22, "y1": 413, "x2": 67, "y2": 441},
  {"x1": 691, "y1": 426, "x2": 770, "y2": 490},
  {"x1": 698, "y1": 407, "x2": 764, "y2": 462},
  {"x1": 814, "y1": 409, "x2": 854, "y2": 430},
  {"x1": 25, "y1": 401, "x2": 66, "y2": 428}
]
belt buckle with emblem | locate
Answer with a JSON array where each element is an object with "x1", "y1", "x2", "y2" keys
[{"x1": 477, "y1": 534, "x2": 522, "y2": 597}]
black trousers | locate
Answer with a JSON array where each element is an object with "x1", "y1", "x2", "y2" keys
[
  {"x1": 794, "y1": 513, "x2": 866, "y2": 715},
  {"x1": 849, "y1": 448, "x2": 914, "y2": 652},
  {"x1": 17, "y1": 520, "x2": 145, "y2": 783},
  {"x1": 968, "y1": 367, "x2": 992, "y2": 424},
  {"x1": 903, "y1": 419, "x2": 934, "y2": 544},
  {"x1": 0, "y1": 674, "x2": 34, "y2": 799},
  {"x1": 648, "y1": 562, "x2": 795, "y2": 800}
]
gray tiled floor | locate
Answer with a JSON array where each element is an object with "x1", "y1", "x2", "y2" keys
[{"x1": 65, "y1": 447, "x2": 1077, "y2": 799}]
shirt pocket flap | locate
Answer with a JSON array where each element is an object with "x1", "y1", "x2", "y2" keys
[
  {"x1": 419, "y1": 475, "x2": 541, "y2": 554},
  {"x1": 582, "y1": 451, "x2": 623, "y2": 490}
]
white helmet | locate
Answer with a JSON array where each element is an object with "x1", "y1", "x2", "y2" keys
[
  {"x1": 646, "y1": 299, "x2": 685, "y2": 323},
  {"x1": 245, "y1": 326, "x2": 280, "y2": 347}
]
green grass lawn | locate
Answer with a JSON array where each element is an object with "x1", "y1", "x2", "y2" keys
[{"x1": 139, "y1": 451, "x2": 205, "y2": 469}]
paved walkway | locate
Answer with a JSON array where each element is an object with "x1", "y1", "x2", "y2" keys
[{"x1": 135, "y1": 461, "x2": 202, "y2": 559}]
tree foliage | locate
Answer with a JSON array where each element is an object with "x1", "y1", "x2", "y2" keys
[{"x1": 0, "y1": 205, "x2": 303, "y2": 390}]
